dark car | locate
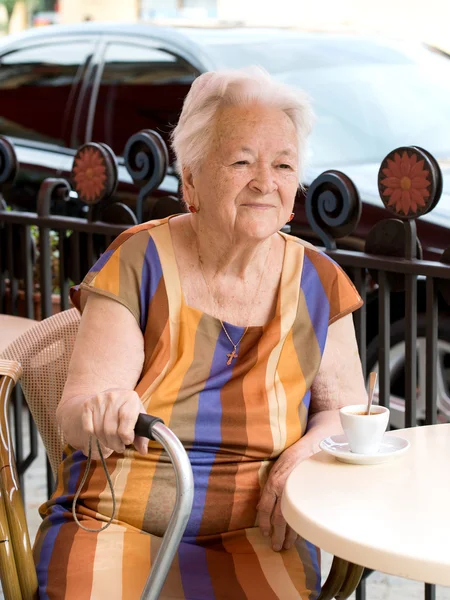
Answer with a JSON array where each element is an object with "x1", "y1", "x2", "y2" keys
[{"x1": 1, "y1": 23, "x2": 450, "y2": 427}]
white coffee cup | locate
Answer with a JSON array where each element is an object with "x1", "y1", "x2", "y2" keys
[{"x1": 339, "y1": 404, "x2": 390, "y2": 454}]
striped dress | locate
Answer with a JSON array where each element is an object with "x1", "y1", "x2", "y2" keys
[{"x1": 33, "y1": 216, "x2": 362, "y2": 600}]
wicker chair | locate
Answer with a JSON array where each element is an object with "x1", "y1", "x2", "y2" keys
[
  {"x1": 0, "y1": 309, "x2": 362, "y2": 600},
  {"x1": 0, "y1": 309, "x2": 194, "y2": 600},
  {"x1": 0, "y1": 309, "x2": 80, "y2": 599}
]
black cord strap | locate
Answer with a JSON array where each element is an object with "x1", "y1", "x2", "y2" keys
[{"x1": 72, "y1": 437, "x2": 116, "y2": 533}]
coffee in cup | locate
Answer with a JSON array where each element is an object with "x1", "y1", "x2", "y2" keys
[{"x1": 339, "y1": 404, "x2": 390, "y2": 454}]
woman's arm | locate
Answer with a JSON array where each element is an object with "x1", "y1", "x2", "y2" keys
[
  {"x1": 298, "y1": 312, "x2": 367, "y2": 455},
  {"x1": 257, "y1": 314, "x2": 367, "y2": 551},
  {"x1": 57, "y1": 292, "x2": 147, "y2": 458}
]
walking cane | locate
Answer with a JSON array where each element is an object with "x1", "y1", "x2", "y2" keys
[{"x1": 134, "y1": 414, "x2": 194, "y2": 600}]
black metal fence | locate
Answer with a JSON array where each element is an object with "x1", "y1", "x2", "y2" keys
[{"x1": 1, "y1": 133, "x2": 450, "y2": 600}]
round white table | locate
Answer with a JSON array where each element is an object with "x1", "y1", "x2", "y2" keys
[
  {"x1": 281, "y1": 424, "x2": 450, "y2": 586},
  {"x1": 0, "y1": 315, "x2": 38, "y2": 354}
]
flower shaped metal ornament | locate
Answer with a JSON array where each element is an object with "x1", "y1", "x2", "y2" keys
[
  {"x1": 71, "y1": 143, "x2": 118, "y2": 206},
  {"x1": 378, "y1": 147, "x2": 442, "y2": 219}
]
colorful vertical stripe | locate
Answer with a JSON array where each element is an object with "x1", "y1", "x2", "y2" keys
[{"x1": 37, "y1": 217, "x2": 362, "y2": 599}]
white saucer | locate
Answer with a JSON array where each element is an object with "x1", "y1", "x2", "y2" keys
[{"x1": 319, "y1": 433, "x2": 410, "y2": 465}]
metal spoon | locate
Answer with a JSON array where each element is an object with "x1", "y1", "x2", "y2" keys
[{"x1": 367, "y1": 372, "x2": 378, "y2": 415}]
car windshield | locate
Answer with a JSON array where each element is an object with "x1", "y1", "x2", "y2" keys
[{"x1": 200, "y1": 35, "x2": 450, "y2": 169}]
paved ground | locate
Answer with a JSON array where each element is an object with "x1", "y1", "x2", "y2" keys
[{"x1": 3, "y1": 433, "x2": 449, "y2": 599}]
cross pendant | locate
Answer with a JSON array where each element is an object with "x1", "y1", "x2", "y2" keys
[{"x1": 226, "y1": 349, "x2": 238, "y2": 366}]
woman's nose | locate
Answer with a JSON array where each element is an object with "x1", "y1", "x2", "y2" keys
[{"x1": 249, "y1": 165, "x2": 278, "y2": 195}]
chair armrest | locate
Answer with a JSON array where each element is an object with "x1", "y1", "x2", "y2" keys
[
  {"x1": 0, "y1": 359, "x2": 39, "y2": 599},
  {"x1": 0, "y1": 488, "x2": 22, "y2": 600},
  {"x1": 318, "y1": 556, "x2": 364, "y2": 600},
  {"x1": 0, "y1": 360, "x2": 22, "y2": 384}
]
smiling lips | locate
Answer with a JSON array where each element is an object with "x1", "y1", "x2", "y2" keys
[{"x1": 241, "y1": 203, "x2": 275, "y2": 209}]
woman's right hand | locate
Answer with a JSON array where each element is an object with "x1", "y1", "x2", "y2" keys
[{"x1": 57, "y1": 388, "x2": 149, "y2": 459}]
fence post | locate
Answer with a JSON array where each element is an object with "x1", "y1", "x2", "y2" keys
[{"x1": 36, "y1": 179, "x2": 71, "y2": 320}]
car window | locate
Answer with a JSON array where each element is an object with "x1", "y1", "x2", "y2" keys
[
  {"x1": 202, "y1": 37, "x2": 450, "y2": 168},
  {"x1": 92, "y1": 43, "x2": 197, "y2": 158},
  {"x1": 0, "y1": 42, "x2": 95, "y2": 147}
]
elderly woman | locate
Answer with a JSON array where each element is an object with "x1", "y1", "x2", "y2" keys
[{"x1": 34, "y1": 67, "x2": 365, "y2": 599}]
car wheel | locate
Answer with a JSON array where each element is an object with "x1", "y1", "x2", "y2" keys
[{"x1": 366, "y1": 316, "x2": 450, "y2": 429}]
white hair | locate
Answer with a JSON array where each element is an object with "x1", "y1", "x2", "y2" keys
[{"x1": 170, "y1": 66, "x2": 315, "y2": 180}]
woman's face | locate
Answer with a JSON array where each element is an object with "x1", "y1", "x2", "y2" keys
[{"x1": 186, "y1": 103, "x2": 300, "y2": 242}]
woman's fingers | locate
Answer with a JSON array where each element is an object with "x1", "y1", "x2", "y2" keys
[
  {"x1": 91, "y1": 398, "x2": 111, "y2": 451},
  {"x1": 283, "y1": 525, "x2": 298, "y2": 550},
  {"x1": 90, "y1": 440, "x2": 114, "y2": 461},
  {"x1": 258, "y1": 488, "x2": 297, "y2": 552},
  {"x1": 81, "y1": 402, "x2": 95, "y2": 437},
  {"x1": 270, "y1": 500, "x2": 287, "y2": 552},
  {"x1": 117, "y1": 398, "x2": 149, "y2": 455},
  {"x1": 103, "y1": 399, "x2": 126, "y2": 453},
  {"x1": 257, "y1": 490, "x2": 276, "y2": 538},
  {"x1": 133, "y1": 434, "x2": 149, "y2": 456},
  {"x1": 133, "y1": 407, "x2": 150, "y2": 455},
  {"x1": 116, "y1": 393, "x2": 141, "y2": 445},
  {"x1": 80, "y1": 390, "x2": 147, "y2": 454},
  {"x1": 75, "y1": 389, "x2": 151, "y2": 458},
  {"x1": 79, "y1": 406, "x2": 112, "y2": 458}
]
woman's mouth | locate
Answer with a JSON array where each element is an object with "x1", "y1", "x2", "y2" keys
[{"x1": 241, "y1": 204, "x2": 274, "y2": 210}]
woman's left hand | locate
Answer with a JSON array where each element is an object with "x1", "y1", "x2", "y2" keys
[
  {"x1": 257, "y1": 315, "x2": 367, "y2": 552},
  {"x1": 257, "y1": 443, "x2": 307, "y2": 552}
]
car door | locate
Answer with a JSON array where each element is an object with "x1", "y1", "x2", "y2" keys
[
  {"x1": 88, "y1": 38, "x2": 200, "y2": 219},
  {"x1": 0, "y1": 37, "x2": 97, "y2": 214}
]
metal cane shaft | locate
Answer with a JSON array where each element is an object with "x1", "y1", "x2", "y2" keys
[{"x1": 138, "y1": 421, "x2": 194, "y2": 600}]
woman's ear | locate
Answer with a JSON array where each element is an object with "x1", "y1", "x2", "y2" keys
[{"x1": 182, "y1": 166, "x2": 196, "y2": 206}]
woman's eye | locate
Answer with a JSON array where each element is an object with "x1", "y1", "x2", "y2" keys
[
  {"x1": 234, "y1": 160, "x2": 249, "y2": 166},
  {"x1": 278, "y1": 164, "x2": 292, "y2": 170}
]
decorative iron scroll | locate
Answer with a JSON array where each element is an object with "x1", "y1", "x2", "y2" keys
[
  {"x1": 378, "y1": 146, "x2": 442, "y2": 219},
  {"x1": 0, "y1": 136, "x2": 18, "y2": 186},
  {"x1": 305, "y1": 170, "x2": 361, "y2": 250},
  {"x1": 124, "y1": 130, "x2": 169, "y2": 223},
  {"x1": 71, "y1": 143, "x2": 118, "y2": 206},
  {"x1": 37, "y1": 179, "x2": 71, "y2": 215}
]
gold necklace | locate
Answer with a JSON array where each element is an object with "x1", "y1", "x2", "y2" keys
[{"x1": 196, "y1": 238, "x2": 271, "y2": 366}]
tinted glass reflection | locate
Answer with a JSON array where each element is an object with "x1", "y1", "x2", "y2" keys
[
  {"x1": 0, "y1": 42, "x2": 94, "y2": 146},
  {"x1": 202, "y1": 36, "x2": 450, "y2": 167},
  {"x1": 93, "y1": 43, "x2": 197, "y2": 157}
]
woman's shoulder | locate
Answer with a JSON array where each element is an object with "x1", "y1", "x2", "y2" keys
[
  {"x1": 281, "y1": 231, "x2": 331, "y2": 262},
  {"x1": 108, "y1": 216, "x2": 174, "y2": 252},
  {"x1": 282, "y1": 233, "x2": 363, "y2": 321},
  {"x1": 70, "y1": 217, "x2": 178, "y2": 321},
  {"x1": 281, "y1": 231, "x2": 354, "y2": 283}
]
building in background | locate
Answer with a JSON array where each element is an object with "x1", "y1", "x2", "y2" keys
[
  {"x1": 58, "y1": 0, "x2": 138, "y2": 24},
  {"x1": 2, "y1": 0, "x2": 450, "y2": 54},
  {"x1": 140, "y1": 0, "x2": 217, "y2": 21}
]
